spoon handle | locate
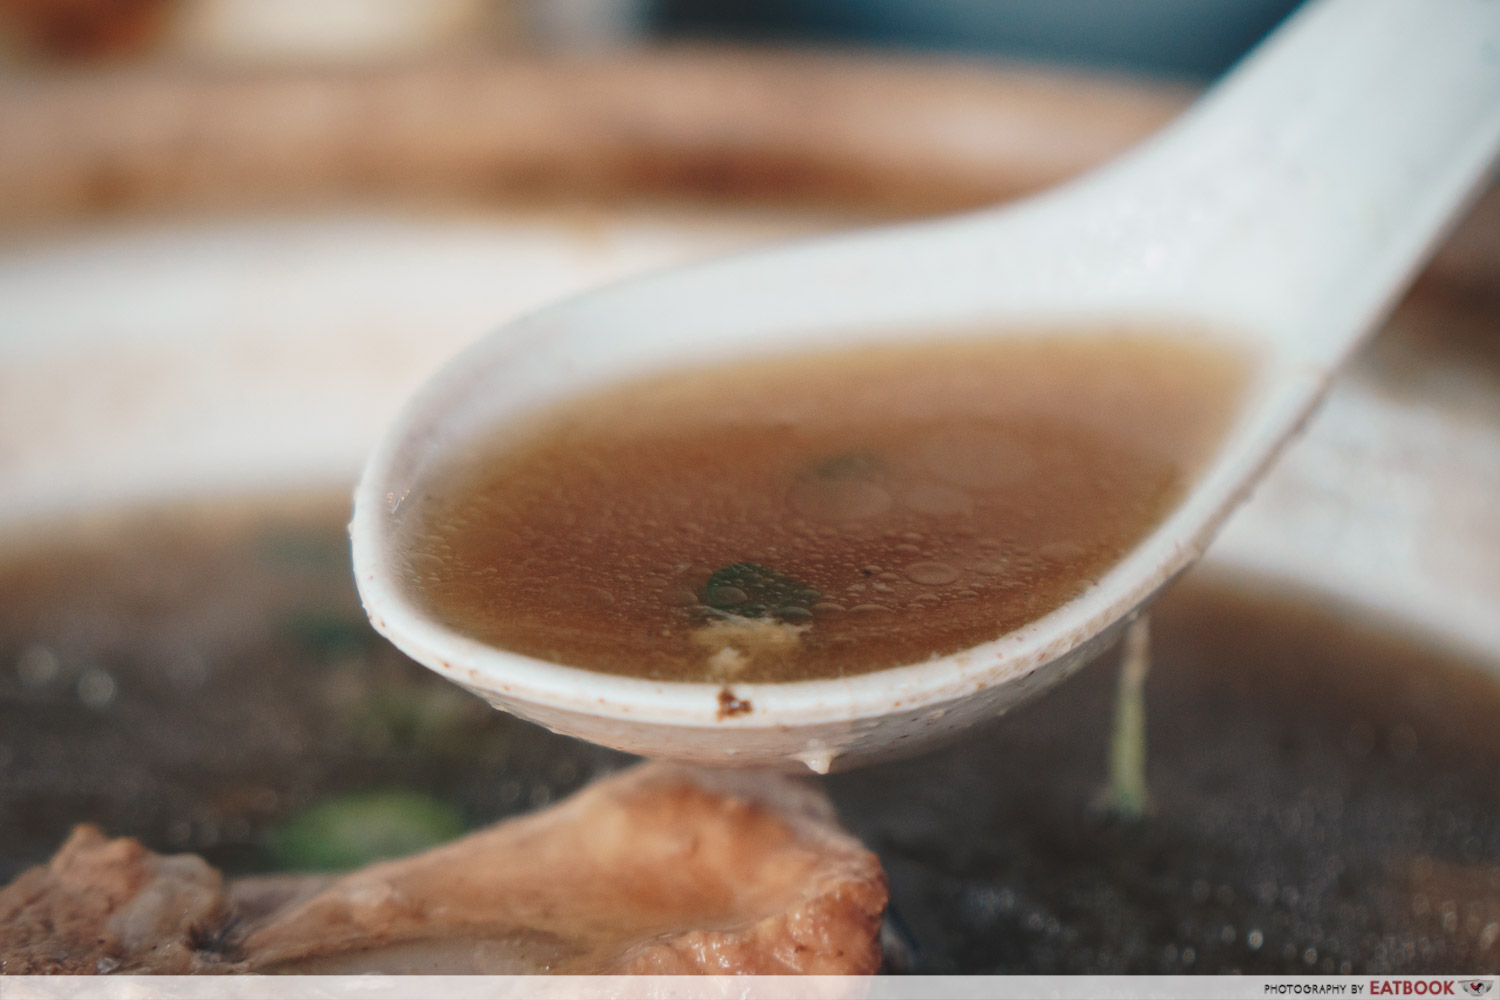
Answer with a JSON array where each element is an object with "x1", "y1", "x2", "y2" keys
[{"x1": 1106, "y1": 0, "x2": 1500, "y2": 364}]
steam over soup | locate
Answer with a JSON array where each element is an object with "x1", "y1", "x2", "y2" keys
[{"x1": 397, "y1": 333, "x2": 1248, "y2": 682}]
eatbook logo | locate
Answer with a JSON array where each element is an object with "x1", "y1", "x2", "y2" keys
[{"x1": 1371, "y1": 982, "x2": 1490, "y2": 996}]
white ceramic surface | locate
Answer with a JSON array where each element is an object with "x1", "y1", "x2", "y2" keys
[{"x1": 350, "y1": 0, "x2": 1500, "y2": 768}]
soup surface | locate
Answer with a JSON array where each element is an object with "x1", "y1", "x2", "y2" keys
[
  {"x1": 399, "y1": 333, "x2": 1247, "y2": 681},
  {"x1": 2, "y1": 502, "x2": 1499, "y2": 973}
]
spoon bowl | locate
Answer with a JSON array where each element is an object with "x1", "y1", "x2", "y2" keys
[{"x1": 352, "y1": 0, "x2": 1500, "y2": 771}]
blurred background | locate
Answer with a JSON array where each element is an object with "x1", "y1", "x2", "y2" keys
[{"x1": 0, "y1": 0, "x2": 1301, "y2": 73}]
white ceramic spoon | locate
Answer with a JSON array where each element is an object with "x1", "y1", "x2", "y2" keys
[{"x1": 352, "y1": 0, "x2": 1500, "y2": 772}]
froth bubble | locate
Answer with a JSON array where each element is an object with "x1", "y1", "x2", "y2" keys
[
  {"x1": 706, "y1": 585, "x2": 747, "y2": 607},
  {"x1": 77, "y1": 668, "x2": 117, "y2": 709},
  {"x1": 16, "y1": 645, "x2": 60, "y2": 689},
  {"x1": 905, "y1": 561, "x2": 960, "y2": 586}
]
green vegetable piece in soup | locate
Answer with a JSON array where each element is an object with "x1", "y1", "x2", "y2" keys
[
  {"x1": 701, "y1": 562, "x2": 818, "y2": 622},
  {"x1": 269, "y1": 791, "x2": 466, "y2": 872}
]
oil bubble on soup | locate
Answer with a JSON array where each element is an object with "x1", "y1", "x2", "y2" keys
[{"x1": 398, "y1": 333, "x2": 1247, "y2": 683}]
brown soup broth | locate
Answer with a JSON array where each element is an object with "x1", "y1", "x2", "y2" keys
[{"x1": 398, "y1": 334, "x2": 1248, "y2": 682}]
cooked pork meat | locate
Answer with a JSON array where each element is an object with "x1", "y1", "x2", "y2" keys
[
  {"x1": 0, "y1": 763, "x2": 887, "y2": 975},
  {"x1": 0, "y1": 825, "x2": 232, "y2": 974}
]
